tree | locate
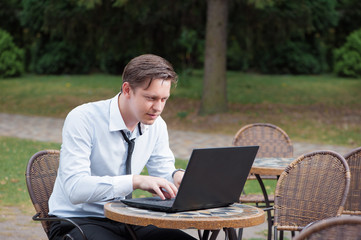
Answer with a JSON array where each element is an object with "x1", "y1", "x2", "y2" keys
[{"x1": 199, "y1": 0, "x2": 228, "y2": 115}]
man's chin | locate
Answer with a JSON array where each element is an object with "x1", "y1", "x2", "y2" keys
[{"x1": 141, "y1": 119, "x2": 157, "y2": 125}]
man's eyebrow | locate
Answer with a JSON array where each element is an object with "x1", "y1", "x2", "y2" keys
[{"x1": 143, "y1": 93, "x2": 169, "y2": 99}]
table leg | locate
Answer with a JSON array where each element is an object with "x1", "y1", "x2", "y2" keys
[
  {"x1": 198, "y1": 230, "x2": 220, "y2": 240},
  {"x1": 224, "y1": 228, "x2": 238, "y2": 240},
  {"x1": 238, "y1": 228, "x2": 243, "y2": 240},
  {"x1": 255, "y1": 174, "x2": 273, "y2": 240},
  {"x1": 209, "y1": 230, "x2": 220, "y2": 240}
]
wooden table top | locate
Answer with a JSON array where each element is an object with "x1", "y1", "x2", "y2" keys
[
  {"x1": 251, "y1": 157, "x2": 295, "y2": 175},
  {"x1": 104, "y1": 202, "x2": 265, "y2": 230}
]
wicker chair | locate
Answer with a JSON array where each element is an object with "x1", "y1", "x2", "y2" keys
[
  {"x1": 233, "y1": 123, "x2": 293, "y2": 159},
  {"x1": 293, "y1": 216, "x2": 361, "y2": 240},
  {"x1": 343, "y1": 147, "x2": 361, "y2": 215},
  {"x1": 273, "y1": 150, "x2": 351, "y2": 240},
  {"x1": 232, "y1": 123, "x2": 293, "y2": 240},
  {"x1": 26, "y1": 150, "x2": 87, "y2": 240},
  {"x1": 233, "y1": 123, "x2": 294, "y2": 203}
]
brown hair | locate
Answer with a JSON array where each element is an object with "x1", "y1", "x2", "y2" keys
[{"x1": 121, "y1": 54, "x2": 178, "y2": 92}]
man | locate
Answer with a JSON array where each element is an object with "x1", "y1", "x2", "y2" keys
[{"x1": 48, "y1": 54, "x2": 196, "y2": 239}]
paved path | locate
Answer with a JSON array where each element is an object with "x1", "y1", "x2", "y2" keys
[
  {"x1": 0, "y1": 113, "x2": 354, "y2": 240},
  {"x1": 0, "y1": 113, "x2": 353, "y2": 159}
]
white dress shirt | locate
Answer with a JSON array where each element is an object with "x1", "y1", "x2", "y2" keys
[{"x1": 49, "y1": 93, "x2": 176, "y2": 218}]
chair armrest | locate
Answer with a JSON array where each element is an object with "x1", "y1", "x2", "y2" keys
[
  {"x1": 263, "y1": 206, "x2": 274, "y2": 212},
  {"x1": 32, "y1": 212, "x2": 88, "y2": 240}
]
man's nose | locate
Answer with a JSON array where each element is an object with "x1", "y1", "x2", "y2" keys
[{"x1": 153, "y1": 100, "x2": 164, "y2": 111}]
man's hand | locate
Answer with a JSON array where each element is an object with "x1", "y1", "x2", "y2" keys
[
  {"x1": 173, "y1": 170, "x2": 184, "y2": 189},
  {"x1": 133, "y1": 175, "x2": 178, "y2": 200}
]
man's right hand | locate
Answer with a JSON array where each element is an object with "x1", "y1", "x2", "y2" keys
[{"x1": 132, "y1": 175, "x2": 178, "y2": 200}]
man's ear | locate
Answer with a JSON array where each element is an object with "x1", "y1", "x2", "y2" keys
[{"x1": 122, "y1": 82, "x2": 132, "y2": 98}]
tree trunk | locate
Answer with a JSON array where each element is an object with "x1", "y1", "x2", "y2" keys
[{"x1": 199, "y1": 0, "x2": 228, "y2": 115}]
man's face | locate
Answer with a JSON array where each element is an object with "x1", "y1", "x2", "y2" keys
[{"x1": 128, "y1": 78, "x2": 171, "y2": 125}]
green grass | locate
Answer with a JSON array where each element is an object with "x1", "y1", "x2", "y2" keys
[
  {"x1": 0, "y1": 136, "x2": 276, "y2": 207},
  {"x1": 1, "y1": 72, "x2": 360, "y2": 117},
  {"x1": 175, "y1": 70, "x2": 361, "y2": 106},
  {"x1": 0, "y1": 136, "x2": 60, "y2": 207}
]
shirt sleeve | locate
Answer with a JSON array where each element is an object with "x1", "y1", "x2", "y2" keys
[{"x1": 59, "y1": 108, "x2": 132, "y2": 205}]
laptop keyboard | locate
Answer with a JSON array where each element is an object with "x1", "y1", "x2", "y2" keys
[{"x1": 136, "y1": 197, "x2": 175, "y2": 207}]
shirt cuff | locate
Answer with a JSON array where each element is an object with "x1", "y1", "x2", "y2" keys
[{"x1": 112, "y1": 175, "x2": 133, "y2": 198}]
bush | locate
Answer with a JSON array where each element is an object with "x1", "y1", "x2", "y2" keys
[
  {"x1": 258, "y1": 41, "x2": 323, "y2": 74},
  {"x1": 334, "y1": 28, "x2": 361, "y2": 78},
  {"x1": 0, "y1": 29, "x2": 25, "y2": 78},
  {"x1": 31, "y1": 40, "x2": 93, "y2": 74}
]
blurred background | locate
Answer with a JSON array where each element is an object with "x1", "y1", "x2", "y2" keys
[
  {"x1": 1, "y1": 0, "x2": 361, "y2": 77},
  {"x1": 0, "y1": 1, "x2": 360, "y2": 239},
  {"x1": 1, "y1": 0, "x2": 360, "y2": 146}
]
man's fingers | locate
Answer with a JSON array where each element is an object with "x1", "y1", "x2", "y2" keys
[{"x1": 133, "y1": 175, "x2": 179, "y2": 200}]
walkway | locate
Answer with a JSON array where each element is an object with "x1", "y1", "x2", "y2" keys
[
  {"x1": 0, "y1": 113, "x2": 353, "y2": 240},
  {"x1": 0, "y1": 113, "x2": 352, "y2": 159}
]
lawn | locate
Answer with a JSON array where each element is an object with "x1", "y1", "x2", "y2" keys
[{"x1": 1, "y1": 72, "x2": 360, "y2": 146}]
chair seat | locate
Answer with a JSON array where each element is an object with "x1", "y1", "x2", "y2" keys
[{"x1": 240, "y1": 194, "x2": 275, "y2": 203}]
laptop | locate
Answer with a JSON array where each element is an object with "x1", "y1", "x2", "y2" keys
[{"x1": 121, "y1": 146, "x2": 259, "y2": 213}]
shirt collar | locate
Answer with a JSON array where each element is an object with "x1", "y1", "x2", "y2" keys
[{"x1": 108, "y1": 93, "x2": 149, "y2": 135}]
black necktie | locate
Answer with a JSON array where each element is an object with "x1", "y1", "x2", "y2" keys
[
  {"x1": 120, "y1": 130, "x2": 135, "y2": 199},
  {"x1": 120, "y1": 123, "x2": 142, "y2": 199}
]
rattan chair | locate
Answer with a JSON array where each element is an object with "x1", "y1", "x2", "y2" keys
[
  {"x1": 233, "y1": 123, "x2": 293, "y2": 203},
  {"x1": 293, "y1": 216, "x2": 361, "y2": 240},
  {"x1": 273, "y1": 150, "x2": 351, "y2": 240},
  {"x1": 233, "y1": 123, "x2": 293, "y2": 159},
  {"x1": 232, "y1": 123, "x2": 293, "y2": 240},
  {"x1": 343, "y1": 147, "x2": 361, "y2": 215},
  {"x1": 26, "y1": 150, "x2": 87, "y2": 240}
]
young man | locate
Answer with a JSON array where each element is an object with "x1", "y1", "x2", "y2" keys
[{"x1": 48, "y1": 54, "x2": 195, "y2": 239}]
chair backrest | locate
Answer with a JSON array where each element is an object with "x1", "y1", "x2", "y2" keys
[
  {"x1": 232, "y1": 123, "x2": 293, "y2": 158},
  {"x1": 274, "y1": 150, "x2": 351, "y2": 232},
  {"x1": 343, "y1": 147, "x2": 361, "y2": 215},
  {"x1": 293, "y1": 216, "x2": 361, "y2": 240},
  {"x1": 25, "y1": 150, "x2": 60, "y2": 234}
]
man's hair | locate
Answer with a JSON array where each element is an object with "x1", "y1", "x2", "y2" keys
[{"x1": 121, "y1": 54, "x2": 178, "y2": 92}]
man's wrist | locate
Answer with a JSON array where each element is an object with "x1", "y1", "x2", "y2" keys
[{"x1": 172, "y1": 168, "x2": 185, "y2": 178}]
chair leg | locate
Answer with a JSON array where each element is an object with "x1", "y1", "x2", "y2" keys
[
  {"x1": 274, "y1": 226, "x2": 277, "y2": 240},
  {"x1": 280, "y1": 230, "x2": 284, "y2": 240}
]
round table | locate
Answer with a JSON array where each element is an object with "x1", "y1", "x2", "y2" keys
[
  {"x1": 104, "y1": 202, "x2": 265, "y2": 239},
  {"x1": 251, "y1": 157, "x2": 295, "y2": 176}
]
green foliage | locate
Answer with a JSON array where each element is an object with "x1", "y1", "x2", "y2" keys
[
  {"x1": 31, "y1": 40, "x2": 93, "y2": 74},
  {"x1": 227, "y1": 36, "x2": 249, "y2": 71},
  {"x1": 228, "y1": 0, "x2": 339, "y2": 73},
  {"x1": 177, "y1": 28, "x2": 204, "y2": 68},
  {"x1": 2, "y1": 0, "x2": 352, "y2": 74},
  {"x1": 0, "y1": 0, "x2": 23, "y2": 45},
  {"x1": 19, "y1": 0, "x2": 206, "y2": 74},
  {"x1": 0, "y1": 29, "x2": 24, "y2": 78},
  {"x1": 334, "y1": 28, "x2": 361, "y2": 78},
  {"x1": 334, "y1": 0, "x2": 361, "y2": 47},
  {"x1": 259, "y1": 40, "x2": 323, "y2": 74}
]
